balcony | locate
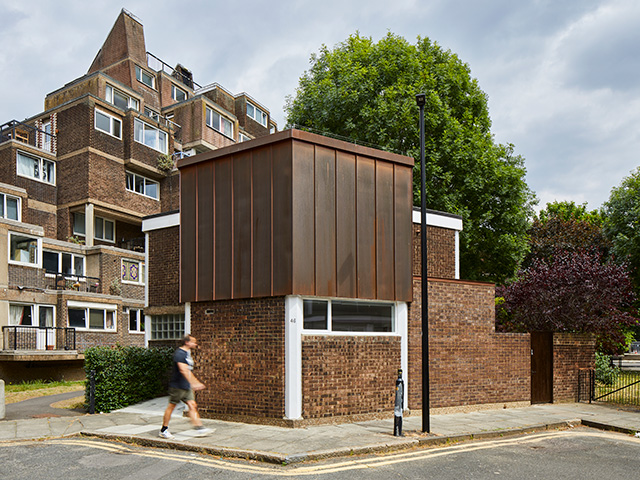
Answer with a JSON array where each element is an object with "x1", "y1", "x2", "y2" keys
[
  {"x1": 0, "y1": 120, "x2": 56, "y2": 154},
  {"x1": 48, "y1": 273, "x2": 102, "y2": 293},
  {"x1": 2, "y1": 326, "x2": 76, "y2": 351}
]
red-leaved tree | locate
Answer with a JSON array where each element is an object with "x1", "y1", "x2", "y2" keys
[{"x1": 496, "y1": 249, "x2": 639, "y2": 354}]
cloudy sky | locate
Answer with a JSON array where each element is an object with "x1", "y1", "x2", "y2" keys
[{"x1": 1, "y1": 0, "x2": 639, "y2": 211}]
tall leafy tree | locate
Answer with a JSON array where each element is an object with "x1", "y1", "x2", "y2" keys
[
  {"x1": 285, "y1": 33, "x2": 536, "y2": 284},
  {"x1": 603, "y1": 168, "x2": 640, "y2": 296}
]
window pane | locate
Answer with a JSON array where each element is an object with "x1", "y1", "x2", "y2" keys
[
  {"x1": 6, "y1": 196, "x2": 19, "y2": 220},
  {"x1": 11, "y1": 234, "x2": 38, "y2": 264},
  {"x1": 39, "y1": 306, "x2": 54, "y2": 327},
  {"x1": 17, "y1": 152, "x2": 38, "y2": 178},
  {"x1": 95, "y1": 111, "x2": 111, "y2": 133},
  {"x1": 157, "y1": 131, "x2": 167, "y2": 153},
  {"x1": 105, "y1": 311, "x2": 114, "y2": 329},
  {"x1": 303, "y1": 299, "x2": 328, "y2": 330},
  {"x1": 42, "y1": 160, "x2": 55, "y2": 183},
  {"x1": 144, "y1": 125, "x2": 156, "y2": 148},
  {"x1": 112, "y1": 118, "x2": 121, "y2": 138},
  {"x1": 129, "y1": 310, "x2": 138, "y2": 331},
  {"x1": 247, "y1": 103, "x2": 254, "y2": 118},
  {"x1": 0, "y1": 194, "x2": 3, "y2": 217},
  {"x1": 61, "y1": 253, "x2": 72, "y2": 275},
  {"x1": 134, "y1": 119, "x2": 143, "y2": 143},
  {"x1": 145, "y1": 180, "x2": 158, "y2": 199},
  {"x1": 95, "y1": 217, "x2": 103, "y2": 239},
  {"x1": 222, "y1": 117, "x2": 233, "y2": 137},
  {"x1": 10, "y1": 304, "x2": 32, "y2": 326},
  {"x1": 126, "y1": 172, "x2": 134, "y2": 191},
  {"x1": 104, "y1": 220, "x2": 114, "y2": 241},
  {"x1": 43, "y1": 251, "x2": 58, "y2": 273},
  {"x1": 74, "y1": 256, "x2": 84, "y2": 276},
  {"x1": 105, "y1": 85, "x2": 113, "y2": 103},
  {"x1": 331, "y1": 301, "x2": 393, "y2": 332},
  {"x1": 135, "y1": 175, "x2": 145, "y2": 193},
  {"x1": 113, "y1": 90, "x2": 128, "y2": 110},
  {"x1": 74, "y1": 213, "x2": 86, "y2": 235},
  {"x1": 89, "y1": 309, "x2": 104, "y2": 329},
  {"x1": 68, "y1": 308, "x2": 86, "y2": 328}
]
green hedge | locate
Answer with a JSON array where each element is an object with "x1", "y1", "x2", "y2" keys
[{"x1": 84, "y1": 345, "x2": 173, "y2": 412}]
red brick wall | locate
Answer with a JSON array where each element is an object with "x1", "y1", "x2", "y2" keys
[
  {"x1": 148, "y1": 226, "x2": 180, "y2": 307},
  {"x1": 413, "y1": 224, "x2": 456, "y2": 279},
  {"x1": 553, "y1": 333, "x2": 595, "y2": 402},
  {"x1": 191, "y1": 297, "x2": 286, "y2": 420},
  {"x1": 409, "y1": 278, "x2": 530, "y2": 409},
  {"x1": 302, "y1": 335, "x2": 401, "y2": 418}
]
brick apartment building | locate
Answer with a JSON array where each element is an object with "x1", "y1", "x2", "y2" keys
[
  {"x1": 144, "y1": 129, "x2": 595, "y2": 426},
  {"x1": 0, "y1": 9, "x2": 275, "y2": 382}
]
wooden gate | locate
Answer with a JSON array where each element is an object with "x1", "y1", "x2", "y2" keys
[{"x1": 531, "y1": 332, "x2": 553, "y2": 404}]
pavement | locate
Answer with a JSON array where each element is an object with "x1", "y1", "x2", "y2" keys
[{"x1": 1, "y1": 395, "x2": 640, "y2": 464}]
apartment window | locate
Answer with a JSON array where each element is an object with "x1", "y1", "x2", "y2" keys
[
  {"x1": 16, "y1": 151, "x2": 55, "y2": 185},
  {"x1": 67, "y1": 302, "x2": 116, "y2": 331},
  {"x1": 122, "y1": 258, "x2": 144, "y2": 284},
  {"x1": 9, "y1": 304, "x2": 54, "y2": 327},
  {"x1": 134, "y1": 118, "x2": 168, "y2": 154},
  {"x1": 128, "y1": 308, "x2": 144, "y2": 333},
  {"x1": 302, "y1": 299, "x2": 395, "y2": 333},
  {"x1": 238, "y1": 132, "x2": 251, "y2": 142},
  {"x1": 43, "y1": 251, "x2": 84, "y2": 276},
  {"x1": 94, "y1": 109, "x2": 122, "y2": 138},
  {"x1": 9, "y1": 232, "x2": 40, "y2": 266},
  {"x1": 144, "y1": 107, "x2": 161, "y2": 122},
  {"x1": 135, "y1": 65, "x2": 155, "y2": 88},
  {"x1": 41, "y1": 120, "x2": 52, "y2": 151},
  {"x1": 246, "y1": 101, "x2": 267, "y2": 127},
  {"x1": 126, "y1": 171, "x2": 159, "y2": 200},
  {"x1": 206, "y1": 107, "x2": 233, "y2": 138},
  {"x1": 105, "y1": 85, "x2": 139, "y2": 111},
  {"x1": 0, "y1": 193, "x2": 20, "y2": 221},
  {"x1": 94, "y1": 216, "x2": 115, "y2": 242},
  {"x1": 151, "y1": 314, "x2": 184, "y2": 340},
  {"x1": 171, "y1": 84, "x2": 187, "y2": 102}
]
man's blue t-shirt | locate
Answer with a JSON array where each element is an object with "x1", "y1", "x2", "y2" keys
[{"x1": 169, "y1": 347, "x2": 193, "y2": 390}]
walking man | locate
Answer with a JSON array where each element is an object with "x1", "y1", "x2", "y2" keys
[{"x1": 160, "y1": 334, "x2": 212, "y2": 438}]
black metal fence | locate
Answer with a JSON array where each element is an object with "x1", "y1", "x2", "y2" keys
[
  {"x1": 49, "y1": 273, "x2": 101, "y2": 293},
  {"x1": 579, "y1": 368, "x2": 640, "y2": 407},
  {"x1": 2, "y1": 326, "x2": 76, "y2": 351}
]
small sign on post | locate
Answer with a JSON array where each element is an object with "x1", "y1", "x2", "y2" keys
[{"x1": 394, "y1": 369, "x2": 404, "y2": 436}]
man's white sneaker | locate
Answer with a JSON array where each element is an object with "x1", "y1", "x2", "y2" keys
[
  {"x1": 194, "y1": 427, "x2": 213, "y2": 437},
  {"x1": 159, "y1": 429, "x2": 174, "y2": 439}
]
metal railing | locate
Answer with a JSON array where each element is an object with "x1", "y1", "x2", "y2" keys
[
  {"x1": 48, "y1": 273, "x2": 101, "y2": 293},
  {"x1": 579, "y1": 368, "x2": 640, "y2": 407},
  {"x1": 0, "y1": 120, "x2": 56, "y2": 153},
  {"x1": 118, "y1": 237, "x2": 145, "y2": 252},
  {"x1": 146, "y1": 52, "x2": 201, "y2": 90},
  {"x1": 2, "y1": 325, "x2": 76, "y2": 351}
]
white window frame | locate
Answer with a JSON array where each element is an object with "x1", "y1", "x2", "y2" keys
[
  {"x1": 94, "y1": 108, "x2": 122, "y2": 139},
  {"x1": 246, "y1": 101, "x2": 268, "y2": 127},
  {"x1": 121, "y1": 258, "x2": 145, "y2": 285},
  {"x1": 135, "y1": 65, "x2": 156, "y2": 89},
  {"x1": 8, "y1": 232, "x2": 41, "y2": 267},
  {"x1": 238, "y1": 132, "x2": 251, "y2": 143},
  {"x1": 0, "y1": 193, "x2": 21, "y2": 221},
  {"x1": 43, "y1": 250, "x2": 85, "y2": 277},
  {"x1": 126, "y1": 171, "x2": 159, "y2": 200},
  {"x1": 205, "y1": 106, "x2": 234, "y2": 138},
  {"x1": 9, "y1": 303, "x2": 55, "y2": 327},
  {"x1": 94, "y1": 216, "x2": 115, "y2": 242},
  {"x1": 143, "y1": 107, "x2": 161, "y2": 122},
  {"x1": 16, "y1": 150, "x2": 55, "y2": 185},
  {"x1": 128, "y1": 308, "x2": 144, "y2": 333},
  {"x1": 301, "y1": 297, "x2": 397, "y2": 335},
  {"x1": 134, "y1": 118, "x2": 168, "y2": 154},
  {"x1": 67, "y1": 301, "x2": 117, "y2": 332},
  {"x1": 105, "y1": 84, "x2": 139, "y2": 111},
  {"x1": 171, "y1": 84, "x2": 187, "y2": 102}
]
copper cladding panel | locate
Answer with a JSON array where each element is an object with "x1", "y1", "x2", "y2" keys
[
  {"x1": 214, "y1": 158, "x2": 233, "y2": 300},
  {"x1": 314, "y1": 146, "x2": 337, "y2": 297},
  {"x1": 252, "y1": 146, "x2": 273, "y2": 297},
  {"x1": 356, "y1": 157, "x2": 376, "y2": 299},
  {"x1": 233, "y1": 151, "x2": 253, "y2": 299},
  {"x1": 180, "y1": 165, "x2": 197, "y2": 302},
  {"x1": 271, "y1": 141, "x2": 293, "y2": 295},
  {"x1": 196, "y1": 161, "x2": 214, "y2": 301},
  {"x1": 394, "y1": 166, "x2": 413, "y2": 301},
  {"x1": 336, "y1": 151, "x2": 357, "y2": 298},
  {"x1": 376, "y1": 161, "x2": 395, "y2": 300},
  {"x1": 291, "y1": 141, "x2": 316, "y2": 295}
]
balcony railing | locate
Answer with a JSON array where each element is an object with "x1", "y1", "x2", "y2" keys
[
  {"x1": 48, "y1": 273, "x2": 101, "y2": 293},
  {"x1": 118, "y1": 237, "x2": 145, "y2": 253},
  {"x1": 0, "y1": 120, "x2": 56, "y2": 153},
  {"x1": 2, "y1": 325, "x2": 76, "y2": 351}
]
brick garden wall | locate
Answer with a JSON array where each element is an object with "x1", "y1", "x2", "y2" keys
[
  {"x1": 553, "y1": 333, "x2": 595, "y2": 402},
  {"x1": 302, "y1": 335, "x2": 401, "y2": 419},
  {"x1": 413, "y1": 224, "x2": 456, "y2": 279},
  {"x1": 190, "y1": 297, "x2": 286, "y2": 421},
  {"x1": 409, "y1": 277, "x2": 531, "y2": 410},
  {"x1": 147, "y1": 226, "x2": 180, "y2": 307}
]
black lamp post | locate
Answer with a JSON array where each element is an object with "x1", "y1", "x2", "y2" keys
[{"x1": 416, "y1": 93, "x2": 430, "y2": 433}]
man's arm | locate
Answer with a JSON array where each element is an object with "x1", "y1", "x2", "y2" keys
[{"x1": 177, "y1": 362, "x2": 205, "y2": 391}]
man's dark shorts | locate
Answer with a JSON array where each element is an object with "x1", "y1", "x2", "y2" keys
[{"x1": 168, "y1": 387, "x2": 194, "y2": 404}]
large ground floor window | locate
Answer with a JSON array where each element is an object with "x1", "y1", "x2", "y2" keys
[
  {"x1": 302, "y1": 298, "x2": 395, "y2": 333},
  {"x1": 67, "y1": 301, "x2": 116, "y2": 331}
]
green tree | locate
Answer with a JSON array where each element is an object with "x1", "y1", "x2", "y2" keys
[
  {"x1": 285, "y1": 33, "x2": 536, "y2": 284},
  {"x1": 604, "y1": 167, "x2": 640, "y2": 296}
]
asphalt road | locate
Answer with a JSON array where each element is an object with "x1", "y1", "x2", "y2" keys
[{"x1": 1, "y1": 427, "x2": 639, "y2": 479}]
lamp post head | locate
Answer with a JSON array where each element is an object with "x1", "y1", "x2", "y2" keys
[{"x1": 416, "y1": 93, "x2": 426, "y2": 107}]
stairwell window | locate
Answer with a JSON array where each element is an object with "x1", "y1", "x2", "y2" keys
[
  {"x1": 135, "y1": 65, "x2": 155, "y2": 88},
  {"x1": 134, "y1": 118, "x2": 168, "y2": 154},
  {"x1": 205, "y1": 107, "x2": 233, "y2": 138},
  {"x1": 0, "y1": 193, "x2": 20, "y2": 221},
  {"x1": 17, "y1": 151, "x2": 55, "y2": 185},
  {"x1": 94, "y1": 109, "x2": 122, "y2": 138},
  {"x1": 246, "y1": 101, "x2": 267, "y2": 127},
  {"x1": 126, "y1": 171, "x2": 159, "y2": 200}
]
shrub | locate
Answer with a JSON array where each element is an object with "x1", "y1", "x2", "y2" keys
[
  {"x1": 595, "y1": 352, "x2": 620, "y2": 386},
  {"x1": 84, "y1": 345, "x2": 173, "y2": 412}
]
